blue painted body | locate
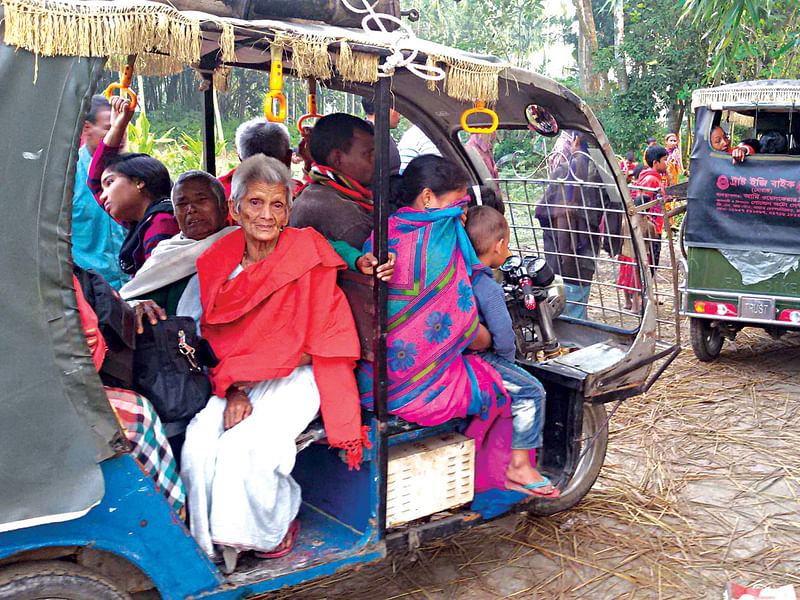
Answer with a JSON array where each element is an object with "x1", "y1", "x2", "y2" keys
[
  {"x1": 0, "y1": 429, "x2": 386, "y2": 599},
  {"x1": 0, "y1": 456, "x2": 225, "y2": 600}
]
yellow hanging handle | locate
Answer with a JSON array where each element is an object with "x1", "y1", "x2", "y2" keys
[
  {"x1": 297, "y1": 77, "x2": 324, "y2": 133},
  {"x1": 264, "y1": 52, "x2": 287, "y2": 123},
  {"x1": 103, "y1": 55, "x2": 138, "y2": 110},
  {"x1": 461, "y1": 101, "x2": 498, "y2": 134}
]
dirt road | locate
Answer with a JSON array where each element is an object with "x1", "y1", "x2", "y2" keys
[{"x1": 269, "y1": 327, "x2": 800, "y2": 600}]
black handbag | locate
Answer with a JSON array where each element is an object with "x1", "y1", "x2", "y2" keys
[
  {"x1": 73, "y1": 266, "x2": 136, "y2": 388},
  {"x1": 132, "y1": 316, "x2": 216, "y2": 424}
]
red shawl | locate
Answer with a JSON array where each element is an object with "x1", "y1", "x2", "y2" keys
[{"x1": 197, "y1": 227, "x2": 368, "y2": 467}]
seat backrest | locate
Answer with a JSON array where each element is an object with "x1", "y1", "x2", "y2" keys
[{"x1": 336, "y1": 270, "x2": 375, "y2": 361}]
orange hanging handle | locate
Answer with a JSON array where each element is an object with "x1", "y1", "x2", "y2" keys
[
  {"x1": 103, "y1": 56, "x2": 138, "y2": 110},
  {"x1": 297, "y1": 77, "x2": 324, "y2": 133},
  {"x1": 461, "y1": 101, "x2": 498, "y2": 134},
  {"x1": 264, "y1": 57, "x2": 287, "y2": 123}
]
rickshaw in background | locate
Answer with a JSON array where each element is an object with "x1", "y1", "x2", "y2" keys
[
  {"x1": 680, "y1": 80, "x2": 800, "y2": 362},
  {"x1": 0, "y1": 0, "x2": 678, "y2": 597}
]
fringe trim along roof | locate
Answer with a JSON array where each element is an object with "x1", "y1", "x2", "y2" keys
[
  {"x1": 2, "y1": 0, "x2": 220, "y2": 79},
  {"x1": 2, "y1": 0, "x2": 506, "y2": 102},
  {"x1": 692, "y1": 85, "x2": 800, "y2": 111}
]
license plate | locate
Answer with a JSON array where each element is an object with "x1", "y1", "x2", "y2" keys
[{"x1": 739, "y1": 297, "x2": 775, "y2": 319}]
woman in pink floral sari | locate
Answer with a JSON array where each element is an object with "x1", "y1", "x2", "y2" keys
[{"x1": 358, "y1": 156, "x2": 557, "y2": 497}]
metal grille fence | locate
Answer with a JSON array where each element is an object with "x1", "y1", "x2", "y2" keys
[{"x1": 491, "y1": 150, "x2": 682, "y2": 349}]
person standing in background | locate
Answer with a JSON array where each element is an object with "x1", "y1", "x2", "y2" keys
[
  {"x1": 361, "y1": 97, "x2": 402, "y2": 175},
  {"x1": 72, "y1": 95, "x2": 129, "y2": 289},
  {"x1": 641, "y1": 136, "x2": 657, "y2": 164},
  {"x1": 664, "y1": 132, "x2": 683, "y2": 187},
  {"x1": 636, "y1": 145, "x2": 669, "y2": 279},
  {"x1": 397, "y1": 124, "x2": 441, "y2": 174},
  {"x1": 465, "y1": 132, "x2": 503, "y2": 202}
]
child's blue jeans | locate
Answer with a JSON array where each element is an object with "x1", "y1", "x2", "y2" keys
[{"x1": 478, "y1": 351, "x2": 545, "y2": 450}]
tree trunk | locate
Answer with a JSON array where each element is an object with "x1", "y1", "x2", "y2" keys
[
  {"x1": 613, "y1": 0, "x2": 628, "y2": 93},
  {"x1": 573, "y1": 0, "x2": 606, "y2": 94},
  {"x1": 666, "y1": 101, "x2": 684, "y2": 136},
  {"x1": 136, "y1": 75, "x2": 147, "y2": 114},
  {"x1": 238, "y1": 70, "x2": 247, "y2": 121}
]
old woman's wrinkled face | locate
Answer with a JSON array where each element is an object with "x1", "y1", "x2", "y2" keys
[
  {"x1": 229, "y1": 181, "x2": 289, "y2": 245},
  {"x1": 173, "y1": 178, "x2": 228, "y2": 240}
]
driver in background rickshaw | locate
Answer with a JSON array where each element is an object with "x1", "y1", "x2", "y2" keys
[{"x1": 709, "y1": 126, "x2": 755, "y2": 163}]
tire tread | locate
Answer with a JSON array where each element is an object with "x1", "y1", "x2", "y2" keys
[{"x1": 0, "y1": 560, "x2": 131, "y2": 600}]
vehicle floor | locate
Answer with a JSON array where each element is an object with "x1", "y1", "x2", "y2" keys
[
  {"x1": 227, "y1": 502, "x2": 364, "y2": 585},
  {"x1": 262, "y1": 328, "x2": 800, "y2": 599}
]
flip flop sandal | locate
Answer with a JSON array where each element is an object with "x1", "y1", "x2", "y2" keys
[
  {"x1": 255, "y1": 519, "x2": 300, "y2": 559},
  {"x1": 505, "y1": 476, "x2": 561, "y2": 499}
]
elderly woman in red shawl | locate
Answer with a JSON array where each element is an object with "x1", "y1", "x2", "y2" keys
[{"x1": 179, "y1": 155, "x2": 368, "y2": 570}]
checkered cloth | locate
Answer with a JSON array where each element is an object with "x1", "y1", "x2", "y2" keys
[{"x1": 105, "y1": 387, "x2": 186, "y2": 514}]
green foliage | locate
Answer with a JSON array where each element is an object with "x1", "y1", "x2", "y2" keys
[
  {"x1": 587, "y1": 0, "x2": 708, "y2": 152},
  {"x1": 681, "y1": 0, "x2": 800, "y2": 81},
  {"x1": 593, "y1": 89, "x2": 663, "y2": 156},
  {"x1": 406, "y1": 0, "x2": 564, "y2": 68},
  {"x1": 125, "y1": 113, "x2": 236, "y2": 179},
  {"x1": 127, "y1": 112, "x2": 158, "y2": 154}
]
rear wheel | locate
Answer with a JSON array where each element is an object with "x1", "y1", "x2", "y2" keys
[
  {"x1": 0, "y1": 561, "x2": 131, "y2": 600},
  {"x1": 690, "y1": 317, "x2": 723, "y2": 362},
  {"x1": 527, "y1": 402, "x2": 608, "y2": 515}
]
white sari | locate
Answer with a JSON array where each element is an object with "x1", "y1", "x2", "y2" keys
[
  {"x1": 181, "y1": 368, "x2": 319, "y2": 556},
  {"x1": 179, "y1": 266, "x2": 320, "y2": 557}
]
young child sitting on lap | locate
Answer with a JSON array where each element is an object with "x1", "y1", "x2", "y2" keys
[{"x1": 465, "y1": 205, "x2": 558, "y2": 498}]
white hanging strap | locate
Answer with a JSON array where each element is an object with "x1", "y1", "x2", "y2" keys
[{"x1": 471, "y1": 185, "x2": 483, "y2": 206}]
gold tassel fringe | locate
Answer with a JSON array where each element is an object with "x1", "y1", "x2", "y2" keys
[
  {"x1": 213, "y1": 65, "x2": 231, "y2": 93},
  {"x1": 107, "y1": 53, "x2": 184, "y2": 76},
  {"x1": 443, "y1": 57, "x2": 504, "y2": 104},
  {"x1": 219, "y1": 22, "x2": 235, "y2": 65},
  {"x1": 274, "y1": 31, "x2": 332, "y2": 81},
  {"x1": 425, "y1": 54, "x2": 441, "y2": 92},
  {"x1": 3, "y1": 0, "x2": 201, "y2": 74},
  {"x1": 337, "y1": 40, "x2": 379, "y2": 83},
  {"x1": 3, "y1": 0, "x2": 506, "y2": 103}
]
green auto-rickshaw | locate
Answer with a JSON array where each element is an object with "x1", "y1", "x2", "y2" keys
[{"x1": 681, "y1": 80, "x2": 800, "y2": 361}]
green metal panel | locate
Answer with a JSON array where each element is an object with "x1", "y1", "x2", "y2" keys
[
  {"x1": 687, "y1": 247, "x2": 800, "y2": 298},
  {"x1": 0, "y1": 12, "x2": 119, "y2": 530}
]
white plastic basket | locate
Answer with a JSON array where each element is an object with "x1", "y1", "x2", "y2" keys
[{"x1": 386, "y1": 432, "x2": 475, "y2": 527}]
